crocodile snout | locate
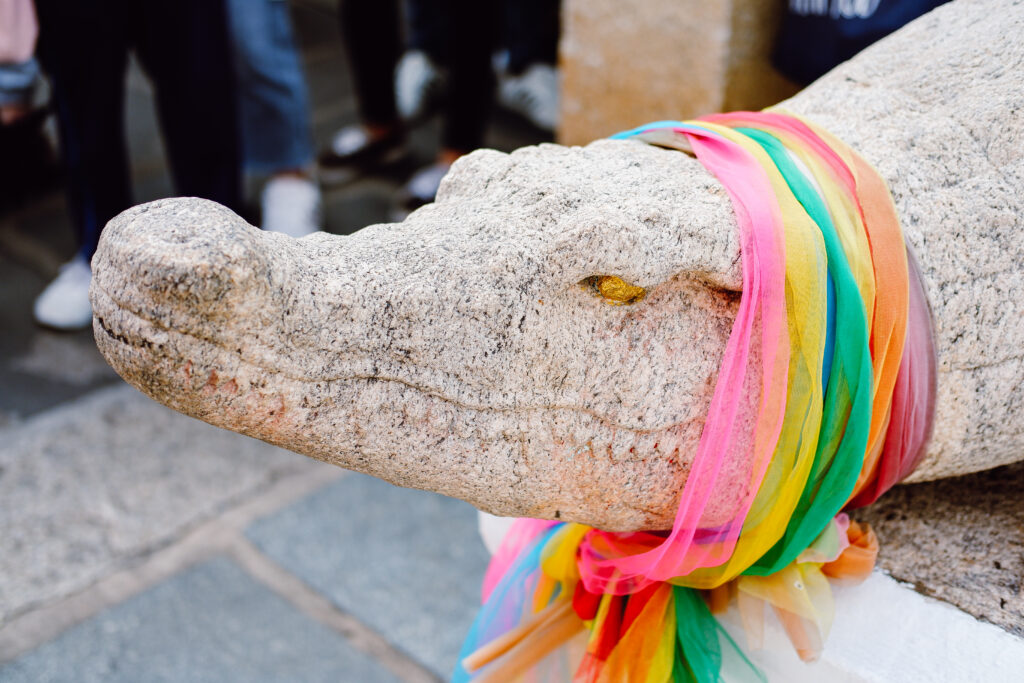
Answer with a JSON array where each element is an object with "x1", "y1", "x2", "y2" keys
[{"x1": 92, "y1": 197, "x2": 274, "y2": 331}]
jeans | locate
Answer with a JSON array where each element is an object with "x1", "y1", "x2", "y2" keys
[
  {"x1": 337, "y1": 0, "x2": 495, "y2": 152},
  {"x1": 226, "y1": 0, "x2": 315, "y2": 174},
  {"x1": 35, "y1": 0, "x2": 242, "y2": 261},
  {"x1": 0, "y1": 58, "x2": 39, "y2": 107}
]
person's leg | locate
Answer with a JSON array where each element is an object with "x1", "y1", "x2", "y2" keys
[
  {"x1": 396, "y1": 0, "x2": 452, "y2": 122},
  {"x1": 503, "y1": 0, "x2": 560, "y2": 75},
  {"x1": 31, "y1": 0, "x2": 131, "y2": 328},
  {"x1": 338, "y1": 0, "x2": 401, "y2": 129},
  {"x1": 34, "y1": 0, "x2": 132, "y2": 262},
  {"x1": 225, "y1": 0, "x2": 315, "y2": 175},
  {"x1": 319, "y1": 0, "x2": 409, "y2": 176},
  {"x1": 400, "y1": 0, "x2": 495, "y2": 212},
  {"x1": 225, "y1": 0, "x2": 320, "y2": 236},
  {"x1": 318, "y1": 0, "x2": 407, "y2": 175},
  {"x1": 438, "y1": 0, "x2": 496, "y2": 155},
  {"x1": 134, "y1": 0, "x2": 242, "y2": 214},
  {"x1": 404, "y1": 0, "x2": 452, "y2": 65},
  {"x1": 495, "y1": 0, "x2": 560, "y2": 132}
]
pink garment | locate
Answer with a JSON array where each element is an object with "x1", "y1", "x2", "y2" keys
[{"x1": 0, "y1": 0, "x2": 37, "y2": 64}]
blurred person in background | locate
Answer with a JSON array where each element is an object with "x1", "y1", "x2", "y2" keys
[
  {"x1": 395, "y1": 0, "x2": 560, "y2": 132},
  {"x1": 0, "y1": 0, "x2": 37, "y2": 128},
  {"x1": 775, "y1": 0, "x2": 951, "y2": 85},
  {"x1": 320, "y1": 0, "x2": 560, "y2": 212},
  {"x1": 317, "y1": 0, "x2": 408, "y2": 185},
  {"x1": 0, "y1": 0, "x2": 58, "y2": 215},
  {"x1": 319, "y1": 0, "x2": 496, "y2": 212},
  {"x1": 493, "y1": 0, "x2": 561, "y2": 133},
  {"x1": 227, "y1": 0, "x2": 322, "y2": 238},
  {"x1": 32, "y1": 0, "x2": 241, "y2": 331},
  {"x1": 393, "y1": 0, "x2": 497, "y2": 211}
]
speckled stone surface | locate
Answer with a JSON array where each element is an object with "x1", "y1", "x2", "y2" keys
[
  {"x1": 858, "y1": 461, "x2": 1024, "y2": 637},
  {"x1": 91, "y1": 0, "x2": 1023, "y2": 530}
]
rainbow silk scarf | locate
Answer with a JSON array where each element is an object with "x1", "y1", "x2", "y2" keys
[{"x1": 453, "y1": 111, "x2": 937, "y2": 683}]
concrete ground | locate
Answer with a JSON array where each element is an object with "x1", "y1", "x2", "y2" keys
[{"x1": 1, "y1": 2, "x2": 1022, "y2": 681}]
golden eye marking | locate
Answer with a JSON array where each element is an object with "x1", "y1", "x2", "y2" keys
[{"x1": 580, "y1": 276, "x2": 647, "y2": 305}]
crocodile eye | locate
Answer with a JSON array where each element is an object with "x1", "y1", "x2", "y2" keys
[{"x1": 580, "y1": 276, "x2": 647, "y2": 305}]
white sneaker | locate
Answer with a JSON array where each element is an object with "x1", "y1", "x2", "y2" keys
[
  {"x1": 395, "y1": 50, "x2": 447, "y2": 121},
  {"x1": 34, "y1": 255, "x2": 93, "y2": 330},
  {"x1": 261, "y1": 175, "x2": 322, "y2": 238},
  {"x1": 498, "y1": 63, "x2": 560, "y2": 132}
]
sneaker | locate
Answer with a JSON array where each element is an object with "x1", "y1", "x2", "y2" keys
[
  {"x1": 399, "y1": 161, "x2": 452, "y2": 213},
  {"x1": 261, "y1": 175, "x2": 322, "y2": 238},
  {"x1": 34, "y1": 255, "x2": 93, "y2": 331},
  {"x1": 498, "y1": 63, "x2": 560, "y2": 132},
  {"x1": 317, "y1": 124, "x2": 407, "y2": 184},
  {"x1": 395, "y1": 50, "x2": 447, "y2": 121}
]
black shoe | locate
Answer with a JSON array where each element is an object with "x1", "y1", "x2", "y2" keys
[{"x1": 317, "y1": 125, "x2": 408, "y2": 184}]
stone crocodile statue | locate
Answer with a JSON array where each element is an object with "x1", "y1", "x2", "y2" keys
[{"x1": 91, "y1": 0, "x2": 1022, "y2": 531}]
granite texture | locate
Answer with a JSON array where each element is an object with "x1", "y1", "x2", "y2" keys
[
  {"x1": 91, "y1": 0, "x2": 1023, "y2": 530},
  {"x1": 858, "y1": 461, "x2": 1024, "y2": 637},
  {"x1": 782, "y1": 0, "x2": 1024, "y2": 483}
]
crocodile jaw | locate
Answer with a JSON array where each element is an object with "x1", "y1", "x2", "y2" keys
[{"x1": 91, "y1": 141, "x2": 750, "y2": 531}]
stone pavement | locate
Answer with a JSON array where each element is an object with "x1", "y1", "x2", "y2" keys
[{"x1": 0, "y1": 2, "x2": 544, "y2": 681}]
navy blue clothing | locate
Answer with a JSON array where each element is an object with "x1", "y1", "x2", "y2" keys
[{"x1": 775, "y1": 0, "x2": 951, "y2": 84}]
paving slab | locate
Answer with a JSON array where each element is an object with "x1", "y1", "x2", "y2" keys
[
  {"x1": 246, "y1": 474, "x2": 490, "y2": 679},
  {"x1": 0, "y1": 384, "x2": 315, "y2": 623},
  {"x1": 290, "y1": 1, "x2": 346, "y2": 60},
  {"x1": 0, "y1": 255, "x2": 119, "y2": 423},
  {"x1": 0, "y1": 556, "x2": 400, "y2": 683}
]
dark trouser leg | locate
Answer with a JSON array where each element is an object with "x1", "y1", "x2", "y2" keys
[
  {"x1": 226, "y1": 0, "x2": 316, "y2": 173},
  {"x1": 437, "y1": 0, "x2": 496, "y2": 152},
  {"x1": 134, "y1": 0, "x2": 242, "y2": 213},
  {"x1": 35, "y1": 0, "x2": 132, "y2": 261},
  {"x1": 404, "y1": 0, "x2": 451, "y2": 62},
  {"x1": 338, "y1": 0, "x2": 401, "y2": 126},
  {"x1": 504, "y1": 0, "x2": 560, "y2": 75}
]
